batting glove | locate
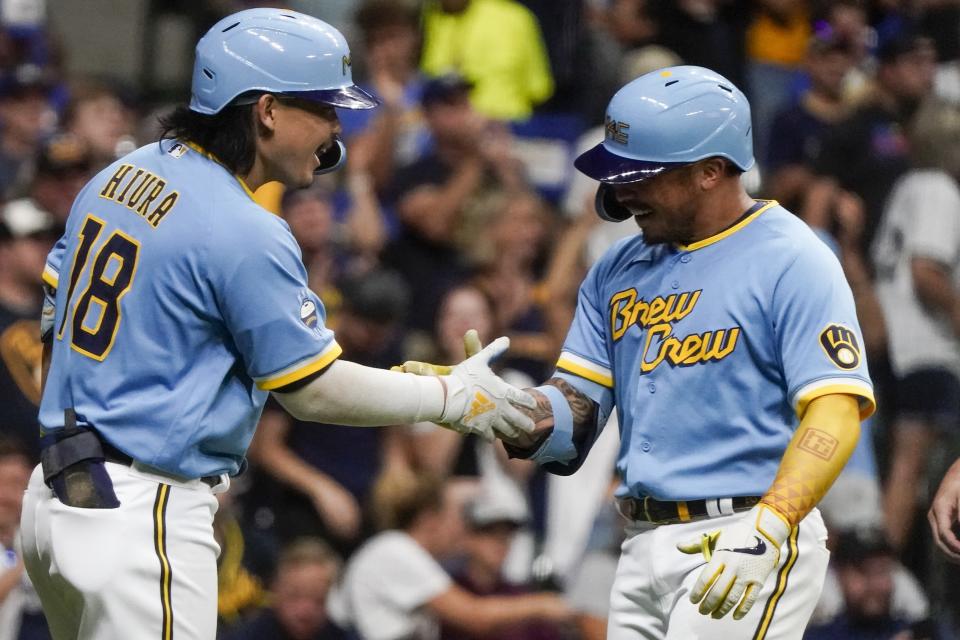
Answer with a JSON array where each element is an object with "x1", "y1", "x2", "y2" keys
[
  {"x1": 391, "y1": 330, "x2": 483, "y2": 377},
  {"x1": 676, "y1": 504, "x2": 792, "y2": 620},
  {"x1": 396, "y1": 331, "x2": 536, "y2": 442}
]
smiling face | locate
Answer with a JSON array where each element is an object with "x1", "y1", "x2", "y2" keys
[
  {"x1": 256, "y1": 95, "x2": 342, "y2": 188},
  {"x1": 610, "y1": 163, "x2": 702, "y2": 245}
]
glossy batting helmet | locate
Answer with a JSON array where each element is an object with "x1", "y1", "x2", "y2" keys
[
  {"x1": 190, "y1": 8, "x2": 379, "y2": 174},
  {"x1": 575, "y1": 65, "x2": 754, "y2": 221}
]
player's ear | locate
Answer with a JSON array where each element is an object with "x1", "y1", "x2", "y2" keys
[
  {"x1": 254, "y1": 94, "x2": 280, "y2": 134},
  {"x1": 695, "y1": 158, "x2": 726, "y2": 191}
]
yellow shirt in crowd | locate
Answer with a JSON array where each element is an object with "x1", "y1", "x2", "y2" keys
[{"x1": 421, "y1": 0, "x2": 554, "y2": 121}]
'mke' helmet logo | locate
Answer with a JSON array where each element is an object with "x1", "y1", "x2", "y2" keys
[
  {"x1": 819, "y1": 324, "x2": 861, "y2": 370},
  {"x1": 342, "y1": 55, "x2": 351, "y2": 76},
  {"x1": 300, "y1": 300, "x2": 319, "y2": 328},
  {"x1": 605, "y1": 116, "x2": 630, "y2": 145}
]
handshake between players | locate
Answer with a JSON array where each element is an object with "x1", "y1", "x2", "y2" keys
[{"x1": 393, "y1": 329, "x2": 546, "y2": 449}]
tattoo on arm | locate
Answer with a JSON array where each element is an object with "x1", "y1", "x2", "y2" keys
[{"x1": 505, "y1": 377, "x2": 598, "y2": 454}]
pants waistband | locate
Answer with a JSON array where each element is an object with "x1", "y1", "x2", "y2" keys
[
  {"x1": 99, "y1": 439, "x2": 221, "y2": 489},
  {"x1": 616, "y1": 495, "x2": 761, "y2": 525}
]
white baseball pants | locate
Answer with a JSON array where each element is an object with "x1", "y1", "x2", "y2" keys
[{"x1": 20, "y1": 462, "x2": 227, "y2": 640}]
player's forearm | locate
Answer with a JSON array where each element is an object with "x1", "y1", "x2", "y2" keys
[
  {"x1": 503, "y1": 377, "x2": 597, "y2": 455},
  {"x1": 273, "y1": 359, "x2": 446, "y2": 426},
  {"x1": 761, "y1": 393, "x2": 861, "y2": 527}
]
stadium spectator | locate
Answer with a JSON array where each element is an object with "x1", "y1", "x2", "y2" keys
[
  {"x1": 440, "y1": 492, "x2": 563, "y2": 640},
  {"x1": 419, "y1": 0, "x2": 554, "y2": 121},
  {"x1": 340, "y1": 0, "x2": 428, "y2": 191},
  {"x1": 331, "y1": 470, "x2": 571, "y2": 639},
  {"x1": 653, "y1": 0, "x2": 747, "y2": 89},
  {"x1": 0, "y1": 439, "x2": 49, "y2": 640},
  {"x1": 0, "y1": 64, "x2": 55, "y2": 196},
  {"x1": 0, "y1": 200, "x2": 59, "y2": 461},
  {"x1": 765, "y1": 33, "x2": 856, "y2": 211},
  {"x1": 62, "y1": 81, "x2": 135, "y2": 170},
  {"x1": 804, "y1": 528, "x2": 931, "y2": 640},
  {"x1": 471, "y1": 191, "x2": 556, "y2": 382},
  {"x1": 281, "y1": 180, "x2": 386, "y2": 319},
  {"x1": 745, "y1": 0, "x2": 812, "y2": 164},
  {"x1": 381, "y1": 73, "x2": 525, "y2": 334},
  {"x1": 803, "y1": 32, "x2": 937, "y2": 256},
  {"x1": 10, "y1": 133, "x2": 92, "y2": 224},
  {"x1": 872, "y1": 99, "x2": 960, "y2": 552},
  {"x1": 221, "y1": 538, "x2": 348, "y2": 640}
]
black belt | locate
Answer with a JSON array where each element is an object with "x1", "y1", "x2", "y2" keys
[
  {"x1": 616, "y1": 495, "x2": 761, "y2": 525},
  {"x1": 101, "y1": 440, "x2": 221, "y2": 489}
]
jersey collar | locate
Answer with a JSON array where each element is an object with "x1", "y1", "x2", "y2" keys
[
  {"x1": 181, "y1": 141, "x2": 256, "y2": 201},
  {"x1": 675, "y1": 199, "x2": 777, "y2": 252}
]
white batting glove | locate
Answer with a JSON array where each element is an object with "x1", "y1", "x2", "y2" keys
[
  {"x1": 437, "y1": 336, "x2": 537, "y2": 442},
  {"x1": 677, "y1": 504, "x2": 792, "y2": 620}
]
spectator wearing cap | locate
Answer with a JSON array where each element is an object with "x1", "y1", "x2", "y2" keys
[
  {"x1": 420, "y1": 0, "x2": 554, "y2": 121},
  {"x1": 246, "y1": 269, "x2": 412, "y2": 555},
  {"x1": 382, "y1": 73, "x2": 530, "y2": 336},
  {"x1": 0, "y1": 200, "x2": 59, "y2": 461},
  {"x1": 803, "y1": 32, "x2": 937, "y2": 258},
  {"x1": 0, "y1": 64, "x2": 55, "y2": 196},
  {"x1": 805, "y1": 529, "x2": 932, "y2": 640},
  {"x1": 329, "y1": 471, "x2": 571, "y2": 640},
  {"x1": 440, "y1": 493, "x2": 563, "y2": 640},
  {"x1": 9, "y1": 132, "x2": 93, "y2": 224}
]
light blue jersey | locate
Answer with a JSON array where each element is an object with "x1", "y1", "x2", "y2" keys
[
  {"x1": 39, "y1": 140, "x2": 340, "y2": 478},
  {"x1": 549, "y1": 201, "x2": 875, "y2": 500}
]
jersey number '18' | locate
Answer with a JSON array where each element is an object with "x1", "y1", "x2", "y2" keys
[{"x1": 57, "y1": 214, "x2": 141, "y2": 361}]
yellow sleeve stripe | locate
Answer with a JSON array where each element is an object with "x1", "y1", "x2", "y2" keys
[
  {"x1": 42, "y1": 266, "x2": 59, "y2": 288},
  {"x1": 257, "y1": 342, "x2": 343, "y2": 391},
  {"x1": 556, "y1": 355, "x2": 614, "y2": 388},
  {"x1": 794, "y1": 381, "x2": 876, "y2": 420}
]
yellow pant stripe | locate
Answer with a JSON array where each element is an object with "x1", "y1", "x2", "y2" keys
[
  {"x1": 153, "y1": 484, "x2": 173, "y2": 640},
  {"x1": 677, "y1": 501, "x2": 690, "y2": 522},
  {"x1": 752, "y1": 525, "x2": 800, "y2": 640}
]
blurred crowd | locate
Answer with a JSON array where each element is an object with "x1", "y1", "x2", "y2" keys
[{"x1": 1, "y1": 0, "x2": 960, "y2": 638}]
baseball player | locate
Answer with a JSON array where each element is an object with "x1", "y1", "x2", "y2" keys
[
  {"x1": 19, "y1": 9, "x2": 534, "y2": 640},
  {"x1": 404, "y1": 66, "x2": 875, "y2": 638}
]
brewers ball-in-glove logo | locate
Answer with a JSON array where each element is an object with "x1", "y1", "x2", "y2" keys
[
  {"x1": 819, "y1": 323, "x2": 861, "y2": 370},
  {"x1": 300, "y1": 299, "x2": 319, "y2": 328}
]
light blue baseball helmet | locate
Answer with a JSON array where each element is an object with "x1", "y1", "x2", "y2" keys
[
  {"x1": 575, "y1": 65, "x2": 754, "y2": 221},
  {"x1": 189, "y1": 8, "x2": 379, "y2": 115}
]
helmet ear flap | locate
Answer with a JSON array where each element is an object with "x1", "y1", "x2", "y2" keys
[
  {"x1": 595, "y1": 184, "x2": 632, "y2": 222},
  {"x1": 314, "y1": 136, "x2": 346, "y2": 175}
]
